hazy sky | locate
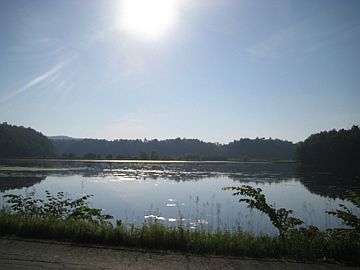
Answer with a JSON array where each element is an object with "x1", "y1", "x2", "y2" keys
[{"x1": 0, "y1": 0, "x2": 359, "y2": 143}]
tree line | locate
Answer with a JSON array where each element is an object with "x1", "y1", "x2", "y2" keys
[
  {"x1": 297, "y1": 125, "x2": 360, "y2": 175},
  {"x1": 2, "y1": 122, "x2": 359, "y2": 174},
  {"x1": 0, "y1": 122, "x2": 295, "y2": 161},
  {"x1": 0, "y1": 123, "x2": 54, "y2": 158},
  {"x1": 51, "y1": 137, "x2": 295, "y2": 161}
]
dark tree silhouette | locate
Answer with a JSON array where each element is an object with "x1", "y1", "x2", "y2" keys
[
  {"x1": 296, "y1": 126, "x2": 360, "y2": 175},
  {"x1": 0, "y1": 123, "x2": 54, "y2": 158},
  {"x1": 225, "y1": 138, "x2": 295, "y2": 161},
  {"x1": 0, "y1": 123, "x2": 298, "y2": 161},
  {"x1": 52, "y1": 136, "x2": 295, "y2": 161}
]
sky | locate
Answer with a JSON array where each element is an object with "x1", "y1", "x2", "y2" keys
[{"x1": 0, "y1": 0, "x2": 359, "y2": 143}]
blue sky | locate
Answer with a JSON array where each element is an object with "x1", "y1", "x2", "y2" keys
[{"x1": 0, "y1": 0, "x2": 359, "y2": 143}]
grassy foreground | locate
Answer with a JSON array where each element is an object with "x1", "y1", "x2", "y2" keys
[
  {"x1": 0, "y1": 214, "x2": 359, "y2": 265},
  {"x1": 1, "y1": 189, "x2": 359, "y2": 265}
]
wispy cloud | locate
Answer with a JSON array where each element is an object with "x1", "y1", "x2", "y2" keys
[
  {"x1": 0, "y1": 59, "x2": 69, "y2": 106},
  {"x1": 246, "y1": 28, "x2": 295, "y2": 59}
]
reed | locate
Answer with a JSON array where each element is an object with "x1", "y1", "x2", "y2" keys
[{"x1": 1, "y1": 190, "x2": 359, "y2": 265}]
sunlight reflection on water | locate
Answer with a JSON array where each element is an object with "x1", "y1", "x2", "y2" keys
[{"x1": 0, "y1": 160, "x2": 359, "y2": 234}]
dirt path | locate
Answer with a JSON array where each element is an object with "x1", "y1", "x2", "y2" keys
[{"x1": 0, "y1": 238, "x2": 357, "y2": 270}]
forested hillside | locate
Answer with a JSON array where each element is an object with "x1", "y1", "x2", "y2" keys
[
  {"x1": 0, "y1": 123, "x2": 54, "y2": 157},
  {"x1": 0, "y1": 123, "x2": 296, "y2": 160},
  {"x1": 225, "y1": 138, "x2": 295, "y2": 160},
  {"x1": 52, "y1": 137, "x2": 295, "y2": 161},
  {"x1": 296, "y1": 125, "x2": 360, "y2": 174}
]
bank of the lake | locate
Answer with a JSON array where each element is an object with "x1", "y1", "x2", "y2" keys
[{"x1": 0, "y1": 213, "x2": 359, "y2": 266}]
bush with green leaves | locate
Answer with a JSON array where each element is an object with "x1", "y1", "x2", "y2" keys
[
  {"x1": 223, "y1": 185, "x2": 303, "y2": 236},
  {"x1": 3, "y1": 191, "x2": 113, "y2": 225},
  {"x1": 326, "y1": 190, "x2": 360, "y2": 234}
]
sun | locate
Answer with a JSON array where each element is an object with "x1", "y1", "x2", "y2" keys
[{"x1": 118, "y1": 0, "x2": 179, "y2": 41}]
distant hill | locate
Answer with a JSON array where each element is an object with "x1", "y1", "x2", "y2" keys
[
  {"x1": 0, "y1": 123, "x2": 296, "y2": 160},
  {"x1": 3, "y1": 123, "x2": 359, "y2": 170},
  {"x1": 48, "y1": 136, "x2": 80, "y2": 141},
  {"x1": 0, "y1": 123, "x2": 54, "y2": 158},
  {"x1": 51, "y1": 137, "x2": 296, "y2": 161}
]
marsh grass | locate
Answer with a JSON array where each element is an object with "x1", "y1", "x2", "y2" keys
[
  {"x1": 0, "y1": 212, "x2": 359, "y2": 265},
  {"x1": 1, "y1": 190, "x2": 359, "y2": 265}
]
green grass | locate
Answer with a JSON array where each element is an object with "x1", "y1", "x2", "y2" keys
[
  {"x1": 0, "y1": 213, "x2": 359, "y2": 265},
  {"x1": 1, "y1": 189, "x2": 359, "y2": 265}
]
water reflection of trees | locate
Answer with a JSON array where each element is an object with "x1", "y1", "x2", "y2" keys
[
  {"x1": 0, "y1": 175, "x2": 46, "y2": 192},
  {"x1": 296, "y1": 168, "x2": 360, "y2": 199},
  {"x1": 2, "y1": 160, "x2": 360, "y2": 199}
]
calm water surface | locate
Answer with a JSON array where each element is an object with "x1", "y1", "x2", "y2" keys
[{"x1": 1, "y1": 159, "x2": 359, "y2": 235}]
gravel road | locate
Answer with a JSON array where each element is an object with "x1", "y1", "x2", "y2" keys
[{"x1": 0, "y1": 238, "x2": 358, "y2": 270}]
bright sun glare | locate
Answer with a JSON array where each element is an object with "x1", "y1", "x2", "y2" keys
[{"x1": 119, "y1": 0, "x2": 179, "y2": 41}]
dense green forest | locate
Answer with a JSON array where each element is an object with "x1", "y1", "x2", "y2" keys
[
  {"x1": 4, "y1": 123, "x2": 359, "y2": 168},
  {"x1": 52, "y1": 137, "x2": 295, "y2": 161},
  {"x1": 0, "y1": 123, "x2": 54, "y2": 158},
  {"x1": 0, "y1": 123, "x2": 295, "y2": 160},
  {"x1": 225, "y1": 138, "x2": 295, "y2": 160},
  {"x1": 297, "y1": 125, "x2": 360, "y2": 174}
]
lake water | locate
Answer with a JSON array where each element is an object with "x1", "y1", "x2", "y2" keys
[{"x1": 1, "y1": 159, "x2": 359, "y2": 235}]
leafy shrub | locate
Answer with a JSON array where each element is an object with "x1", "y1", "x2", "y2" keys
[
  {"x1": 326, "y1": 190, "x2": 360, "y2": 234},
  {"x1": 4, "y1": 191, "x2": 113, "y2": 225},
  {"x1": 223, "y1": 185, "x2": 303, "y2": 236}
]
